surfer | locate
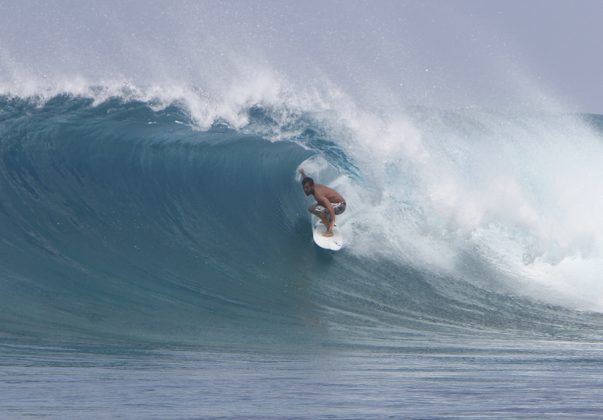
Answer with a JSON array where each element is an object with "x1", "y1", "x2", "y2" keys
[{"x1": 299, "y1": 168, "x2": 346, "y2": 237}]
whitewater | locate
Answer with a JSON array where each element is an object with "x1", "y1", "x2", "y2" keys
[{"x1": 2, "y1": 1, "x2": 603, "y2": 417}]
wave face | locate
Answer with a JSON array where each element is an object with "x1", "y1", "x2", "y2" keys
[{"x1": 1, "y1": 94, "x2": 603, "y2": 347}]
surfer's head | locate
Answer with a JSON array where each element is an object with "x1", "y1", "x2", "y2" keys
[{"x1": 302, "y1": 177, "x2": 314, "y2": 195}]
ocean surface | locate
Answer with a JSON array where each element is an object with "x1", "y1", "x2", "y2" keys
[{"x1": 1, "y1": 94, "x2": 603, "y2": 418}]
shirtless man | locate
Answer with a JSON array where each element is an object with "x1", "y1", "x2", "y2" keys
[{"x1": 299, "y1": 168, "x2": 346, "y2": 237}]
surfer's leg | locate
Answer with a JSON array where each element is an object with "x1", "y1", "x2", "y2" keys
[
  {"x1": 318, "y1": 212, "x2": 330, "y2": 228},
  {"x1": 309, "y1": 204, "x2": 330, "y2": 227}
]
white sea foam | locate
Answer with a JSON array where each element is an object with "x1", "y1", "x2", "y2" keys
[{"x1": 292, "y1": 92, "x2": 603, "y2": 311}]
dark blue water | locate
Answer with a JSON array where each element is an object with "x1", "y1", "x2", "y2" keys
[
  {"x1": 2, "y1": 95, "x2": 603, "y2": 417},
  {"x1": 3, "y1": 340, "x2": 603, "y2": 418}
]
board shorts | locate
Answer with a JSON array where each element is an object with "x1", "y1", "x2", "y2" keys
[{"x1": 313, "y1": 201, "x2": 346, "y2": 220}]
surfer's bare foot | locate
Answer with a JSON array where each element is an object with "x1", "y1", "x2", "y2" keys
[{"x1": 323, "y1": 231, "x2": 333, "y2": 237}]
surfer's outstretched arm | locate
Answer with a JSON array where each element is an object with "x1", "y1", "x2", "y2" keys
[{"x1": 298, "y1": 168, "x2": 307, "y2": 178}]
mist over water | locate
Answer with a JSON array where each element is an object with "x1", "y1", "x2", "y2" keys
[{"x1": 0, "y1": 0, "x2": 578, "y2": 110}]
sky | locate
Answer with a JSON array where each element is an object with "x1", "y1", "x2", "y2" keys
[{"x1": 0, "y1": 0, "x2": 602, "y2": 113}]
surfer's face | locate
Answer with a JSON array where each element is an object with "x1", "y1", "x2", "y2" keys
[{"x1": 303, "y1": 184, "x2": 314, "y2": 196}]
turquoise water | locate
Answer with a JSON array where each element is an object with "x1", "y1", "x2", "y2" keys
[{"x1": 2, "y1": 96, "x2": 603, "y2": 417}]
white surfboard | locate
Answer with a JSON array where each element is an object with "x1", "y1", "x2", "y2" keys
[{"x1": 312, "y1": 219, "x2": 343, "y2": 251}]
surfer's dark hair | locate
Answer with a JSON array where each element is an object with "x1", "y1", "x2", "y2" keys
[{"x1": 302, "y1": 177, "x2": 314, "y2": 186}]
